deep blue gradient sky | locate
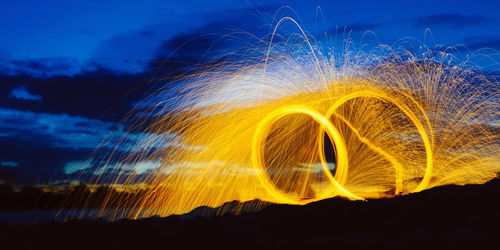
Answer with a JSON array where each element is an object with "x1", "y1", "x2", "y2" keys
[{"x1": 0, "y1": 0, "x2": 499, "y2": 183}]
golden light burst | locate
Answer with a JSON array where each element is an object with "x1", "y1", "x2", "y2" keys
[{"x1": 67, "y1": 17, "x2": 499, "y2": 220}]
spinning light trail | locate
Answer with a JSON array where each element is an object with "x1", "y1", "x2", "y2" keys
[{"x1": 67, "y1": 17, "x2": 499, "y2": 220}]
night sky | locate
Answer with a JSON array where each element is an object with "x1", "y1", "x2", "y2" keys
[{"x1": 1, "y1": 0, "x2": 499, "y2": 183}]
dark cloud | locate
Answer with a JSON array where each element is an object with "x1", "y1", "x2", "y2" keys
[
  {"x1": 333, "y1": 23, "x2": 383, "y2": 33},
  {"x1": 0, "y1": 106, "x2": 175, "y2": 182},
  {"x1": 463, "y1": 36, "x2": 500, "y2": 51},
  {"x1": 0, "y1": 57, "x2": 85, "y2": 77},
  {"x1": 91, "y1": 30, "x2": 161, "y2": 73},
  {"x1": 150, "y1": 6, "x2": 279, "y2": 75},
  {"x1": 150, "y1": 31, "x2": 238, "y2": 77},
  {"x1": 94, "y1": 5, "x2": 278, "y2": 74},
  {"x1": 0, "y1": 135, "x2": 92, "y2": 182},
  {"x1": 432, "y1": 36, "x2": 500, "y2": 53},
  {"x1": 0, "y1": 69, "x2": 153, "y2": 121},
  {"x1": 9, "y1": 85, "x2": 42, "y2": 101},
  {"x1": 0, "y1": 107, "x2": 120, "y2": 149},
  {"x1": 411, "y1": 14, "x2": 494, "y2": 28}
]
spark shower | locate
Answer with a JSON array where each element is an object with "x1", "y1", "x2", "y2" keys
[{"x1": 65, "y1": 16, "x2": 499, "y2": 220}]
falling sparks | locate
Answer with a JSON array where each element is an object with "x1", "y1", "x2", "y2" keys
[{"x1": 65, "y1": 17, "x2": 499, "y2": 221}]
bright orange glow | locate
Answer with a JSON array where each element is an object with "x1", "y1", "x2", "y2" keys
[
  {"x1": 66, "y1": 17, "x2": 500, "y2": 221},
  {"x1": 252, "y1": 105, "x2": 360, "y2": 204}
]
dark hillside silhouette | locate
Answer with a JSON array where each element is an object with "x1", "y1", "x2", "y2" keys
[{"x1": 1, "y1": 179, "x2": 499, "y2": 249}]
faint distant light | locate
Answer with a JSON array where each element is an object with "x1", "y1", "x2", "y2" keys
[
  {"x1": 0, "y1": 161, "x2": 18, "y2": 167},
  {"x1": 64, "y1": 160, "x2": 93, "y2": 174},
  {"x1": 9, "y1": 85, "x2": 42, "y2": 101}
]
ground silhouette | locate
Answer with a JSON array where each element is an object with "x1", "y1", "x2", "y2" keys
[{"x1": 1, "y1": 179, "x2": 499, "y2": 249}]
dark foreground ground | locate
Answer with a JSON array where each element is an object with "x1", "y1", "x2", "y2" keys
[{"x1": 1, "y1": 179, "x2": 500, "y2": 250}]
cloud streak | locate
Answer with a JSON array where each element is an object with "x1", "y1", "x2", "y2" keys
[
  {"x1": 332, "y1": 22, "x2": 383, "y2": 33},
  {"x1": 0, "y1": 57, "x2": 87, "y2": 77},
  {"x1": 0, "y1": 107, "x2": 118, "y2": 149},
  {"x1": 463, "y1": 36, "x2": 500, "y2": 51},
  {"x1": 9, "y1": 85, "x2": 42, "y2": 101},
  {"x1": 411, "y1": 13, "x2": 494, "y2": 28}
]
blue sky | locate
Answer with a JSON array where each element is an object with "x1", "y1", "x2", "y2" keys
[
  {"x1": 0, "y1": 0, "x2": 499, "y2": 182},
  {"x1": 1, "y1": 0, "x2": 499, "y2": 74}
]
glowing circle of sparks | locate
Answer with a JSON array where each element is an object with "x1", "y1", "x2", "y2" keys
[
  {"x1": 252, "y1": 90, "x2": 435, "y2": 203},
  {"x1": 322, "y1": 90, "x2": 434, "y2": 193},
  {"x1": 251, "y1": 105, "x2": 361, "y2": 204},
  {"x1": 64, "y1": 14, "x2": 500, "y2": 221}
]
